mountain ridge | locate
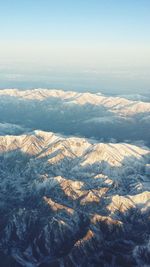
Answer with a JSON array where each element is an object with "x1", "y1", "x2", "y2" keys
[{"x1": 0, "y1": 88, "x2": 150, "y2": 116}]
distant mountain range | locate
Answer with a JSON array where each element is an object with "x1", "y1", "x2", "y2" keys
[
  {"x1": 0, "y1": 89, "x2": 150, "y2": 145},
  {"x1": 1, "y1": 88, "x2": 150, "y2": 115}
]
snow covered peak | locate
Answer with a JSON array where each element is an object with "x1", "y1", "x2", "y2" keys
[
  {"x1": 0, "y1": 130, "x2": 149, "y2": 161},
  {"x1": 0, "y1": 88, "x2": 150, "y2": 116}
]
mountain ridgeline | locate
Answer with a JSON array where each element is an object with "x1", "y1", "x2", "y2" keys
[{"x1": 0, "y1": 89, "x2": 150, "y2": 145}]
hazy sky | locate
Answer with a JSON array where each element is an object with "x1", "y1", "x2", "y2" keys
[{"x1": 0, "y1": 0, "x2": 150, "y2": 93}]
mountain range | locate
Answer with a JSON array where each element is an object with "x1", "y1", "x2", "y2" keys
[
  {"x1": 0, "y1": 89, "x2": 150, "y2": 266},
  {"x1": 0, "y1": 130, "x2": 150, "y2": 266},
  {"x1": 0, "y1": 89, "x2": 150, "y2": 145}
]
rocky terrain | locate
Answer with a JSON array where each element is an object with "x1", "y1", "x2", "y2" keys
[{"x1": 0, "y1": 130, "x2": 150, "y2": 267}]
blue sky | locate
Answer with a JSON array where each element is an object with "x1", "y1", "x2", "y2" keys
[
  {"x1": 1, "y1": 0, "x2": 150, "y2": 42},
  {"x1": 0, "y1": 0, "x2": 150, "y2": 93}
]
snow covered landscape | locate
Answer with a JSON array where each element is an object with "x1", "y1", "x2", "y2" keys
[
  {"x1": 0, "y1": 89, "x2": 150, "y2": 145},
  {"x1": 0, "y1": 89, "x2": 150, "y2": 266},
  {"x1": 1, "y1": 0, "x2": 150, "y2": 265}
]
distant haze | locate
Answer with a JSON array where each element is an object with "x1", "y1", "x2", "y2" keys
[{"x1": 0, "y1": 0, "x2": 150, "y2": 94}]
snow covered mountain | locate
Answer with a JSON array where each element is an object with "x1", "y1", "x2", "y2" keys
[
  {"x1": 0, "y1": 88, "x2": 150, "y2": 266},
  {"x1": 1, "y1": 88, "x2": 150, "y2": 116},
  {"x1": 0, "y1": 88, "x2": 150, "y2": 144},
  {"x1": 0, "y1": 130, "x2": 150, "y2": 266}
]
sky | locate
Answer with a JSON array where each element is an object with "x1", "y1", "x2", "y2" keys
[{"x1": 0, "y1": 0, "x2": 150, "y2": 93}]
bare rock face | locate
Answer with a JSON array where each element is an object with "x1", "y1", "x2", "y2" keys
[{"x1": 0, "y1": 130, "x2": 150, "y2": 266}]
